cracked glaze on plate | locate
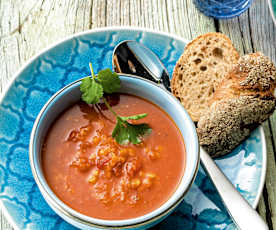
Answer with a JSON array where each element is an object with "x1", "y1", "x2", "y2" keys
[{"x1": 0, "y1": 27, "x2": 266, "y2": 230}]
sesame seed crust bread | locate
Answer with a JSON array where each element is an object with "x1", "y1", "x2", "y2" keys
[
  {"x1": 197, "y1": 53, "x2": 276, "y2": 157},
  {"x1": 197, "y1": 96, "x2": 276, "y2": 157},
  {"x1": 171, "y1": 32, "x2": 240, "y2": 122},
  {"x1": 210, "y1": 52, "x2": 276, "y2": 103}
]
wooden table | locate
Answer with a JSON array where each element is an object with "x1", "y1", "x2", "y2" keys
[{"x1": 0, "y1": 0, "x2": 275, "y2": 229}]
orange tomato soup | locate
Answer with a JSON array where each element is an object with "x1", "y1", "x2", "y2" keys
[{"x1": 42, "y1": 93, "x2": 185, "y2": 220}]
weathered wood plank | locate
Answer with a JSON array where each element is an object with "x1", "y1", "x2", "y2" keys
[
  {"x1": 167, "y1": 0, "x2": 216, "y2": 38},
  {"x1": 261, "y1": 121, "x2": 276, "y2": 229},
  {"x1": 257, "y1": 193, "x2": 267, "y2": 226}
]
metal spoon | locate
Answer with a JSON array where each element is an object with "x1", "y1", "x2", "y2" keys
[
  {"x1": 112, "y1": 40, "x2": 268, "y2": 230},
  {"x1": 112, "y1": 40, "x2": 171, "y2": 91}
]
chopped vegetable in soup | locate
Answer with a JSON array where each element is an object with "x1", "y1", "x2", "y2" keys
[{"x1": 42, "y1": 93, "x2": 185, "y2": 220}]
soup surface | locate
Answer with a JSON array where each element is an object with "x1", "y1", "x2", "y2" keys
[{"x1": 42, "y1": 93, "x2": 185, "y2": 220}]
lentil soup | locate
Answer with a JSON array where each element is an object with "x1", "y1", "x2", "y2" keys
[{"x1": 42, "y1": 93, "x2": 185, "y2": 220}]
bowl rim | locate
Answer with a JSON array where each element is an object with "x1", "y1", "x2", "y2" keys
[{"x1": 29, "y1": 74, "x2": 200, "y2": 228}]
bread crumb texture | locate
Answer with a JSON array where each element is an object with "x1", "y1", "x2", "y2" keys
[
  {"x1": 197, "y1": 96, "x2": 276, "y2": 157},
  {"x1": 171, "y1": 32, "x2": 240, "y2": 121}
]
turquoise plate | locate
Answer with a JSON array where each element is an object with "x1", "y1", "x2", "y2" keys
[
  {"x1": 268, "y1": 0, "x2": 276, "y2": 25},
  {"x1": 0, "y1": 27, "x2": 266, "y2": 230}
]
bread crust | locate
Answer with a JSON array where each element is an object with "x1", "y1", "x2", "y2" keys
[
  {"x1": 211, "y1": 52, "x2": 276, "y2": 104},
  {"x1": 171, "y1": 32, "x2": 240, "y2": 121},
  {"x1": 198, "y1": 53, "x2": 276, "y2": 157},
  {"x1": 197, "y1": 96, "x2": 276, "y2": 157}
]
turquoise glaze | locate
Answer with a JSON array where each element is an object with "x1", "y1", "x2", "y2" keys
[
  {"x1": 269, "y1": 0, "x2": 276, "y2": 25},
  {"x1": 0, "y1": 28, "x2": 266, "y2": 230}
]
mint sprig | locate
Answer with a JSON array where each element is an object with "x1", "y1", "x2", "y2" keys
[{"x1": 80, "y1": 63, "x2": 151, "y2": 145}]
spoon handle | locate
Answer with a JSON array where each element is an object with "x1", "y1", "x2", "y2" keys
[{"x1": 200, "y1": 147, "x2": 268, "y2": 230}]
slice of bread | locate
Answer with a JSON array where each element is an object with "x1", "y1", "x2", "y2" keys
[{"x1": 171, "y1": 32, "x2": 240, "y2": 122}]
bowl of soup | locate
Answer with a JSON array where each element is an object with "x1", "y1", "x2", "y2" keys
[{"x1": 29, "y1": 74, "x2": 199, "y2": 229}]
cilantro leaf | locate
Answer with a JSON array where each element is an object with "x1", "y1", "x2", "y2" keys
[
  {"x1": 80, "y1": 77, "x2": 103, "y2": 104},
  {"x1": 112, "y1": 117, "x2": 152, "y2": 145},
  {"x1": 80, "y1": 63, "x2": 152, "y2": 145},
  {"x1": 97, "y1": 69, "x2": 121, "y2": 94},
  {"x1": 112, "y1": 118, "x2": 129, "y2": 145},
  {"x1": 120, "y1": 113, "x2": 148, "y2": 121}
]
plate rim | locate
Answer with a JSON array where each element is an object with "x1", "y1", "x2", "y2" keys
[
  {"x1": 0, "y1": 26, "x2": 267, "y2": 229},
  {"x1": 268, "y1": 0, "x2": 276, "y2": 26},
  {"x1": 249, "y1": 125, "x2": 267, "y2": 208}
]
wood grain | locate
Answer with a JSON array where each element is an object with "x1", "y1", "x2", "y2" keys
[{"x1": 0, "y1": 0, "x2": 275, "y2": 229}]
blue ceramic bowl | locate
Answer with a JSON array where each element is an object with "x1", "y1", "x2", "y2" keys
[{"x1": 29, "y1": 74, "x2": 200, "y2": 230}]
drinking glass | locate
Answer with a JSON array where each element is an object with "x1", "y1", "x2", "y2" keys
[{"x1": 193, "y1": 0, "x2": 252, "y2": 19}]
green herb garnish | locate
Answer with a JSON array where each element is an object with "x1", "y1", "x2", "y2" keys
[{"x1": 80, "y1": 63, "x2": 152, "y2": 145}]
